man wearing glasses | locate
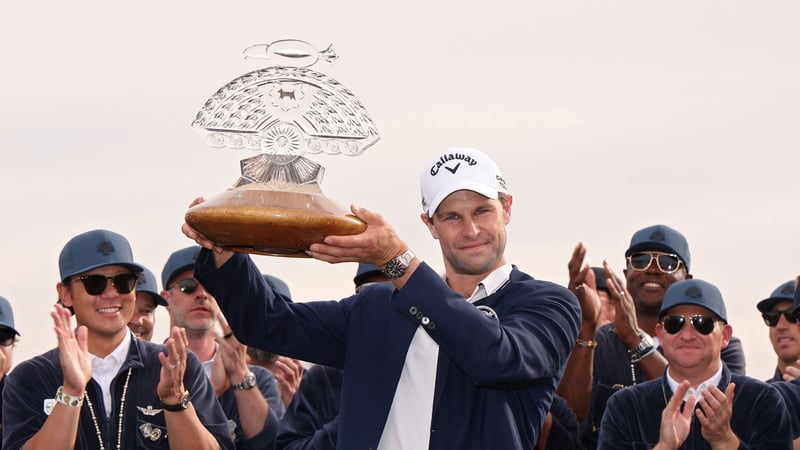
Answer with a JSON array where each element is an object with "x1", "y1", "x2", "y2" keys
[
  {"x1": 562, "y1": 225, "x2": 746, "y2": 448},
  {"x1": 597, "y1": 279, "x2": 791, "y2": 448},
  {"x1": 161, "y1": 245, "x2": 283, "y2": 449},
  {"x1": 2, "y1": 229, "x2": 233, "y2": 449},
  {"x1": 0, "y1": 295, "x2": 20, "y2": 432},
  {"x1": 757, "y1": 280, "x2": 800, "y2": 382}
]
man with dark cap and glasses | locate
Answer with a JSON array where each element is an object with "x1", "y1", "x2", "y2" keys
[
  {"x1": 597, "y1": 279, "x2": 792, "y2": 449},
  {"x1": 2, "y1": 229, "x2": 233, "y2": 449},
  {"x1": 0, "y1": 295, "x2": 20, "y2": 431},
  {"x1": 757, "y1": 279, "x2": 800, "y2": 382},
  {"x1": 561, "y1": 225, "x2": 746, "y2": 448},
  {"x1": 162, "y1": 245, "x2": 283, "y2": 448}
]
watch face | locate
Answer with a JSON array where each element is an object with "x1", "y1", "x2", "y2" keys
[
  {"x1": 245, "y1": 372, "x2": 256, "y2": 388},
  {"x1": 180, "y1": 391, "x2": 190, "y2": 408},
  {"x1": 384, "y1": 260, "x2": 404, "y2": 278}
]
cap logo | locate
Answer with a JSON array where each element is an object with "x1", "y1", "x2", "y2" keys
[
  {"x1": 97, "y1": 240, "x2": 115, "y2": 256},
  {"x1": 429, "y1": 152, "x2": 478, "y2": 176},
  {"x1": 649, "y1": 230, "x2": 666, "y2": 242},
  {"x1": 496, "y1": 174, "x2": 507, "y2": 190},
  {"x1": 685, "y1": 286, "x2": 703, "y2": 298},
  {"x1": 780, "y1": 284, "x2": 795, "y2": 295},
  {"x1": 137, "y1": 273, "x2": 148, "y2": 287}
]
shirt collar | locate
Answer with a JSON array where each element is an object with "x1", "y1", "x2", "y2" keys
[
  {"x1": 466, "y1": 264, "x2": 513, "y2": 303},
  {"x1": 89, "y1": 330, "x2": 132, "y2": 373},
  {"x1": 666, "y1": 363, "x2": 723, "y2": 403}
]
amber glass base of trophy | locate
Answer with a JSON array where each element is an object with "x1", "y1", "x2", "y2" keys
[{"x1": 185, "y1": 183, "x2": 366, "y2": 257}]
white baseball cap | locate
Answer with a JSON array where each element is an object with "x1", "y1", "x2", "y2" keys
[{"x1": 419, "y1": 147, "x2": 507, "y2": 218}]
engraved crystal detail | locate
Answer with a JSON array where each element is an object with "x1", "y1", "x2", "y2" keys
[{"x1": 192, "y1": 40, "x2": 379, "y2": 190}]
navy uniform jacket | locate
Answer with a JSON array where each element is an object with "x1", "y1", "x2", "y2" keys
[
  {"x1": 277, "y1": 364, "x2": 342, "y2": 450},
  {"x1": 218, "y1": 364, "x2": 282, "y2": 448},
  {"x1": 2, "y1": 335, "x2": 234, "y2": 449},
  {"x1": 195, "y1": 250, "x2": 581, "y2": 450},
  {"x1": 585, "y1": 323, "x2": 747, "y2": 448},
  {"x1": 597, "y1": 366, "x2": 792, "y2": 449}
]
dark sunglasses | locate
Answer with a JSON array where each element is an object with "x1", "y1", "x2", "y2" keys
[
  {"x1": 627, "y1": 252, "x2": 683, "y2": 274},
  {"x1": 762, "y1": 309, "x2": 799, "y2": 327},
  {"x1": 0, "y1": 329, "x2": 16, "y2": 347},
  {"x1": 661, "y1": 314, "x2": 719, "y2": 335},
  {"x1": 74, "y1": 273, "x2": 138, "y2": 295},
  {"x1": 171, "y1": 278, "x2": 200, "y2": 294}
]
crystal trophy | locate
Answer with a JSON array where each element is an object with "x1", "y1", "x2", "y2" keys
[{"x1": 186, "y1": 40, "x2": 379, "y2": 257}]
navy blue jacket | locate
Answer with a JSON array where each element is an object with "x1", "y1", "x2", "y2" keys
[
  {"x1": 2, "y1": 335, "x2": 234, "y2": 449},
  {"x1": 597, "y1": 366, "x2": 792, "y2": 449},
  {"x1": 218, "y1": 364, "x2": 282, "y2": 448},
  {"x1": 196, "y1": 250, "x2": 581, "y2": 450},
  {"x1": 277, "y1": 364, "x2": 342, "y2": 450},
  {"x1": 585, "y1": 323, "x2": 747, "y2": 448}
]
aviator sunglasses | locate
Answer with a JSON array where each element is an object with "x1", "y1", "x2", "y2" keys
[
  {"x1": 627, "y1": 252, "x2": 683, "y2": 274},
  {"x1": 762, "y1": 309, "x2": 799, "y2": 327},
  {"x1": 171, "y1": 278, "x2": 200, "y2": 294},
  {"x1": 661, "y1": 314, "x2": 719, "y2": 335},
  {"x1": 74, "y1": 273, "x2": 138, "y2": 295},
  {"x1": 0, "y1": 328, "x2": 16, "y2": 347}
]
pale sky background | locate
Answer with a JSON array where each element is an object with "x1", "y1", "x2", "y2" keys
[{"x1": 2, "y1": 1, "x2": 799, "y2": 381}]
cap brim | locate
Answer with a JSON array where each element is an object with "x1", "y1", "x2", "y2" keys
[
  {"x1": 62, "y1": 262, "x2": 144, "y2": 281},
  {"x1": 425, "y1": 181, "x2": 500, "y2": 217},
  {"x1": 757, "y1": 297, "x2": 794, "y2": 313}
]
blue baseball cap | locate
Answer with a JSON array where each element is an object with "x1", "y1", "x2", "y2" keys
[
  {"x1": 262, "y1": 274, "x2": 292, "y2": 301},
  {"x1": 354, "y1": 263, "x2": 385, "y2": 288},
  {"x1": 0, "y1": 296, "x2": 19, "y2": 336},
  {"x1": 625, "y1": 224, "x2": 691, "y2": 272},
  {"x1": 59, "y1": 229, "x2": 144, "y2": 281},
  {"x1": 136, "y1": 267, "x2": 168, "y2": 307},
  {"x1": 161, "y1": 246, "x2": 202, "y2": 289},
  {"x1": 659, "y1": 279, "x2": 727, "y2": 322},
  {"x1": 756, "y1": 280, "x2": 796, "y2": 313}
]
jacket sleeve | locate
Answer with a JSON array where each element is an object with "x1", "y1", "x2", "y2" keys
[
  {"x1": 195, "y1": 250, "x2": 353, "y2": 368},
  {"x1": 276, "y1": 365, "x2": 342, "y2": 450},
  {"x1": 2, "y1": 357, "x2": 63, "y2": 450},
  {"x1": 240, "y1": 366, "x2": 281, "y2": 449},
  {"x1": 183, "y1": 352, "x2": 237, "y2": 450}
]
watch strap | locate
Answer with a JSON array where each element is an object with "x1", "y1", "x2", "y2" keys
[
  {"x1": 382, "y1": 249, "x2": 415, "y2": 279},
  {"x1": 161, "y1": 390, "x2": 190, "y2": 412},
  {"x1": 231, "y1": 371, "x2": 257, "y2": 391}
]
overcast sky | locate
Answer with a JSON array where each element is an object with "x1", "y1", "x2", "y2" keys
[{"x1": 2, "y1": 1, "x2": 799, "y2": 381}]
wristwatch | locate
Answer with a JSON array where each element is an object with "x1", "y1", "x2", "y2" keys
[
  {"x1": 231, "y1": 371, "x2": 257, "y2": 391},
  {"x1": 629, "y1": 329, "x2": 655, "y2": 363},
  {"x1": 161, "y1": 390, "x2": 191, "y2": 412},
  {"x1": 382, "y1": 249, "x2": 415, "y2": 279}
]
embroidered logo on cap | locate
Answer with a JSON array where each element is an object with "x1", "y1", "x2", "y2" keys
[
  {"x1": 780, "y1": 284, "x2": 795, "y2": 296},
  {"x1": 429, "y1": 152, "x2": 478, "y2": 176},
  {"x1": 685, "y1": 286, "x2": 703, "y2": 298},
  {"x1": 648, "y1": 230, "x2": 666, "y2": 242},
  {"x1": 97, "y1": 241, "x2": 115, "y2": 256}
]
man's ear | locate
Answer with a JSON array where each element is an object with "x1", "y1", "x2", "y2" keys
[
  {"x1": 420, "y1": 213, "x2": 439, "y2": 240},
  {"x1": 161, "y1": 290, "x2": 172, "y2": 311},
  {"x1": 56, "y1": 282, "x2": 74, "y2": 308}
]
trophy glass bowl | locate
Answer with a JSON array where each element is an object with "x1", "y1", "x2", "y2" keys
[{"x1": 186, "y1": 40, "x2": 379, "y2": 257}]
